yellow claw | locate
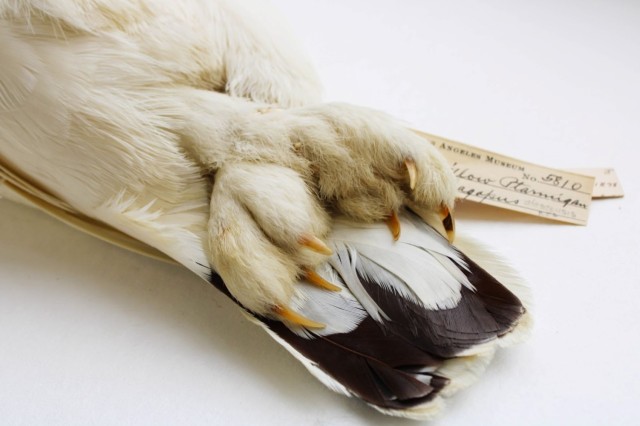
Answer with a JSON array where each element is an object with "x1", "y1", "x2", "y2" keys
[
  {"x1": 405, "y1": 158, "x2": 417, "y2": 190},
  {"x1": 273, "y1": 306, "x2": 326, "y2": 329},
  {"x1": 299, "y1": 234, "x2": 333, "y2": 255},
  {"x1": 386, "y1": 211, "x2": 401, "y2": 241},
  {"x1": 440, "y1": 205, "x2": 456, "y2": 243},
  {"x1": 304, "y1": 268, "x2": 341, "y2": 292}
]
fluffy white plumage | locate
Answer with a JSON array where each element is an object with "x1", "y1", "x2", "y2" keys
[{"x1": 0, "y1": 0, "x2": 531, "y2": 419}]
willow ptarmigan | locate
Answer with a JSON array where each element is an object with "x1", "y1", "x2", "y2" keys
[{"x1": 0, "y1": 0, "x2": 531, "y2": 419}]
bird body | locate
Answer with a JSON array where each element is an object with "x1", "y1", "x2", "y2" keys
[
  {"x1": 0, "y1": 160, "x2": 531, "y2": 418},
  {"x1": 0, "y1": 0, "x2": 530, "y2": 419}
]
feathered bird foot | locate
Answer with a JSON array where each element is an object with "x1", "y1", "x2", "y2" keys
[{"x1": 200, "y1": 103, "x2": 458, "y2": 323}]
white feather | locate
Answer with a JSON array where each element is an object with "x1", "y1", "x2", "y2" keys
[
  {"x1": 0, "y1": 2, "x2": 530, "y2": 419},
  {"x1": 327, "y1": 246, "x2": 391, "y2": 323},
  {"x1": 326, "y1": 211, "x2": 474, "y2": 313},
  {"x1": 282, "y1": 210, "x2": 494, "y2": 339},
  {"x1": 288, "y1": 262, "x2": 367, "y2": 338},
  {"x1": 352, "y1": 252, "x2": 420, "y2": 303},
  {"x1": 96, "y1": 190, "x2": 211, "y2": 278}
]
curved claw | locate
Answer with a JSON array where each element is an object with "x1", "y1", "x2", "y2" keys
[
  {"x1": 405, "y1": 158, "x2": 417, "y2": 190},
  {"x1": 299, "y1": 234, "x2": 333, "y2": 255},
  {"x1": 386, "y1": 211, "x2": 401, "y2": 241},
  {"x1": 273, "y1": 305, "x2": 326, "y2": 329},
  {"x1": 440, "y1": 205, "x2": 456, "y2": 243},
  {"x1": 304, "y1": 268, "x2": 341, "y2": 292}
]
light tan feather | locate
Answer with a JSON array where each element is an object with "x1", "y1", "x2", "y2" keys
[{"x1": 0, "y1": 156, "x2": 175, "y2": 264}]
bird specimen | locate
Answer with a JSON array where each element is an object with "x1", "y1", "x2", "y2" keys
[{"x1": 0, "y1": 0, "x2": 531, "y2": 419}]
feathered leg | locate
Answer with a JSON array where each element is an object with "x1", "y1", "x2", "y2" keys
[
  {"x1": 1, "y1": 0, "x2": 526, "y2": 365},
  {"x1": 0, "y1": 0, "x2": 460, "y2": 321},
  {"x1": 0, "y1": 0, "x2": 530, "y2": 419}
]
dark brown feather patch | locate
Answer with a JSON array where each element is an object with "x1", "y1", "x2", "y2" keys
[{"x1": 206, "y1": 231, "x2": 525, "y2": 410}]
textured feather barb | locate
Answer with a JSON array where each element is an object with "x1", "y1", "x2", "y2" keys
[
  {"x1": 1, "y1": 161, "x2": 531, "y2": 420},
  {"x1": 0, "y1": 1, "x2": 530, "y2": 417},
  {"x1": 245, "y1": 210, "x2": 530, "y2": 418}
]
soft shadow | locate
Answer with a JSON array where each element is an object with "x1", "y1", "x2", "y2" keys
[{"x1": 455, "y1": 200, "x2": 567, "y2": 226}]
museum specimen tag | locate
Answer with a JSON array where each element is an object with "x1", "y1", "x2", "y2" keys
[
  {"x1": 571, "y1": 168, "x2": 624, "y2": 199},
  {"x1": 414, "y1": 131, "x2": 601, "y2": 225}
]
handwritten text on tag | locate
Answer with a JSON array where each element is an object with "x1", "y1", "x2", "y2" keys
[{"x1": 414, "y1": 131, "x2": 595, "y2": 225}]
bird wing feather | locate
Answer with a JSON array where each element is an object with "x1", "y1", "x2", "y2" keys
[
  {"x1": 0, "y1": 161, "x2": 529, "y2": 420},
  {"x1": 0, "y1": 157, "x2": 174, "y2": 263}
]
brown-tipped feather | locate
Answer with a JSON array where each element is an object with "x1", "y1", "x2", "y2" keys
[{"x1": 206, "y1": 234, "x2": 525, "y2": 411}]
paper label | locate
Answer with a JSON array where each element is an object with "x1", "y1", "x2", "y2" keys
[
  {"x1": 571, "y1": 168, "x2": 624, "y2": 198},
  {"x1": 414, "y1": 131, "x2": 596, "y2": 225}
]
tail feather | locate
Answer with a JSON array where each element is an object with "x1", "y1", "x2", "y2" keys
[
  {"x1": 2, "y1": 165, "x2": 529, "y2": 419},
  {"x1": 221, "y1": 209, "x2": 529, "y2": 417},
  {"x1": 259, "y1": 317, "x2": 446, "y2": 410},
  {"x1": 206, "y1": 213, "x2": 525, "y2": 418}
]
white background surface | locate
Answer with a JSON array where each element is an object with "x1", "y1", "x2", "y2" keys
[{"x1": 1, "y1": 0, "x2": 639, "y2": 424}]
